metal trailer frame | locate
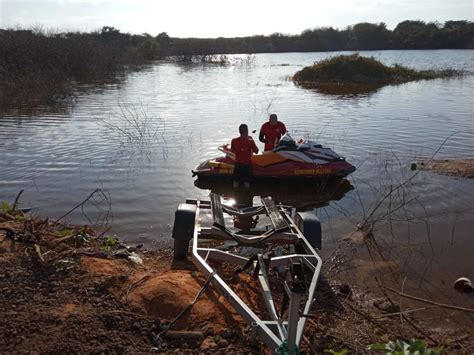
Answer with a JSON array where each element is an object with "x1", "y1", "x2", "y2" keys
[{"x1": 185, "y1": 193, "x2": 323, "y2": 354}]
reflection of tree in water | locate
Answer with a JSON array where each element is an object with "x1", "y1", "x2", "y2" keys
[
  {"x1": 0, "y1": 69, "x2": 131, "y2": 117},
  {"x1": 194, "y1": 178, "x2": 353, "y2": 211},
  {"x1": 302, "y1": 83, "x2": 384, "y2": 97}
]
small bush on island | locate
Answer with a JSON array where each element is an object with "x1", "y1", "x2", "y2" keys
[{"x1": 293, "y1": 54, "x2": 462, "y2": 93}]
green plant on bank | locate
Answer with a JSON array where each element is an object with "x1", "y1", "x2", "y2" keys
[
  {"x1": 76, "y1": 227, "x2": 91, "y2": 245},
  {"x1": 368, "y1": 339, "x2": 442, "y2": 354},
  {"x1": 101, "y1": 236, "x2": 119, "y2": 252},
  {"x1": 1, "y1": 201, "x2": 12, "y2": 214},
  {"x1": 55, "y1": 227, "x2": 90, "y2": 246},
  {"x1": 57, "y1": 228, "x2": 73, "y2": 237},
  {"x1": 1, "y1": 201, "x2": 25, "y2": 221}
]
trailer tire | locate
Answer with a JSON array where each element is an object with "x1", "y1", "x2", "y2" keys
[
  {"x1": 294, "y1": 212, "x2": 322, "y2": 250},
  {"x1": 173, "y1": 239, "x2": 190, "y2": 260},
  {"x1": 171, "y1": 203, "x2": 196, "y2": 260}
]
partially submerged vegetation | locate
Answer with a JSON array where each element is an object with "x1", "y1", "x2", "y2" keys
[
  {"x1": 417, "y1": 158, "x2": 474, "y2": 178},
  {"x1": 168, "y1": 54, "x2": 255, "y2": 65},
  {"x1": 0, "y1": 28, "x2": 253, "y2": 110},
  {"x1": 293, "y1": 54, "x2": 463, "y2": 94},
  {"x1": 1, "y1": 26, "x2": 160, "y2": 79},
  {"x1": 0, "y1": 26, "x2": 161, "y2": 110}
]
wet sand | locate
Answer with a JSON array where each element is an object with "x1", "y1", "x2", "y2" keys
[{"x1": 419, "y1": 158, "x2": 474, "y2": 178}]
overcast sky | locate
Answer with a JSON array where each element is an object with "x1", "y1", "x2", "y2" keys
[{"x1": 0, "y1": 0, "x2": 472, "y2": 37}]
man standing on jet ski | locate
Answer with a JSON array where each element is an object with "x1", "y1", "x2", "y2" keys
[
  {"x1": 259, "y1": 114, "x2": 287, "y2": 151},
  {"x1": 231, "y1": 124, "x2": 259, "y2": 188}
]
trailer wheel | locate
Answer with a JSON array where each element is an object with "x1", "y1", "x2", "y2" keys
[
  {"x1": 171, "y1": 203, "x2": 196, "y2": 260},
  {"x1": 294, "y1": 212, "x2": 322, "y2": 250},
  {"x1": 173, "y1": 239, "x2": 190, "y2": 260}
]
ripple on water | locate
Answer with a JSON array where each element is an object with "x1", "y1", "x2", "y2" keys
[{"x1": 0, "y1": 51, "x2": 472, "y2": 258}]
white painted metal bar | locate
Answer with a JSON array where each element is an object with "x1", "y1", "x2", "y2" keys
[
  {"x1": 296, "y1": 236, "x2": 323, "y2": 344},
  {"x1": 192, "y1": 201, "x2": 282, "y2": 351},
  {"x1": 268, "y1": 254, "x2": 318, "y2": 268},
  {"x1": 286, "y1": 289, "x2": 304, "y2": 355},
  {"x1": 189, "y1": 197, "x2": 323, "y2": 353},
  {"x1": 197, "y1": 248, "x2": 248, "y2": 266},
  {"x1": 256, "y1": 256, "x2": 287, "y2": 340}
]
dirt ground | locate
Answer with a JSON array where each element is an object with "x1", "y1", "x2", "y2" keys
[
  {"x1": 1, "y1": 209, "x2": 473, "y2": 353},
  {"x1": 418, "y1": 158, "x2": 474, "y2": 178}
]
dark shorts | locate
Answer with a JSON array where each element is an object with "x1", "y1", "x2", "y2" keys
[{"x1": 234, "y1": 163, "x2": 253, "y2": 184}]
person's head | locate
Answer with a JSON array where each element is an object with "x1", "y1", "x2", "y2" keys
[
  {"x1": 239, "y1": 123, "x2": 248, "y2": 136},
  {"x1": 269, "y1": 113, "x2": 278, "y2": 126}
]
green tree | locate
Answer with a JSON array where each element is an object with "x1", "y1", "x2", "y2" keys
[{"x1": 351, "y1": 22, "x2": 390, "y2": 50}]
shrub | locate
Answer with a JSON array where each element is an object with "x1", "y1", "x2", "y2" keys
[{"x1": 293, "y1": 54, "x2": 462, "y2": 87}]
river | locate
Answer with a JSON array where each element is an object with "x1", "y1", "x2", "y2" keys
[{"x1": 1, "y1": 50, "x2": 473, "y2": 316}]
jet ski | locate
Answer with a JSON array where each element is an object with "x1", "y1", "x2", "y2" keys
[{"x1": 192, "y1": 133, "x2": 356, "y2": 180}]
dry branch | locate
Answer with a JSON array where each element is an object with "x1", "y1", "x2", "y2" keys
[
  {"x1": 12, "y1": 189, "x2": 24, "y2": 211},
  {"x1": 381, "y1": 285, "x2": 474, "y2": 314},
  {"x1": 375, "y1": 305, "x2": 439, "y2": 319}
]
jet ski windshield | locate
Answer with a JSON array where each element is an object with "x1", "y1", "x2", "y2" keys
[
  {"x1": 272, "y1": 132, "x2": 297, "y2": 152},
  {"x1": 277, "y1": 132, "x2": 296, "y2": 147}
]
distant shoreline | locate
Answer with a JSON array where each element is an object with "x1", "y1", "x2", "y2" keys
[{"x1": 1, "y1": 21, "x2": 472, "y2": 110}]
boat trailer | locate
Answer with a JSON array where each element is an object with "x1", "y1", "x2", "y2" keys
[{"x1": 171, "y1": 193, "x2": 323, "y2": 354}]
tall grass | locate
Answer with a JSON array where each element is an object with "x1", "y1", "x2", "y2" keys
[{"x1": 102, "y1": 104, "x2": 165, "y2": 146}]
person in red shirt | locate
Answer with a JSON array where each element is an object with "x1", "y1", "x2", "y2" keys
[
  {"x1": 259, "y1": 113, "x2": 287, "y2": 151},
  {"x1": 231, "y1": 124, "x2": 259, "y2": 188}
]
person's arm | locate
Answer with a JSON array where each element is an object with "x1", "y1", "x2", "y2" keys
[
  {"x1": 252, "y1": 139, "x2": 259, "y2": 154},
  {"x1": 281, "y1": 122, "x2": 287, "y2": 134},
  {"x1": 230, "y1": 139, "x2": 236, "y2": 153},
  {"x1": 259, "y1": 129, "x2": 267, "y2": 144}
]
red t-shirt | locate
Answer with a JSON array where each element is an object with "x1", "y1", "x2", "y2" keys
[
  {"x1": 231, "y1": 136, "x2": 258, "y2": 165},
  {"x1": 260, "y1": 121, "x2": 287, "y2": 151}
]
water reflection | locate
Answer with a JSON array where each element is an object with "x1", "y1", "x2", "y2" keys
[
  {"x1": 0, "y1": 88, "x2": 75, "y2": 117},
  {"x1": 0, "y1": 67, "x2": 136, "y2": 117},
  {"x1": 194, "y1": 178, "x2": 354, "y2": 211},
  {"x1": 297, "y1": 82, "x2": 384, "y2": 97}
]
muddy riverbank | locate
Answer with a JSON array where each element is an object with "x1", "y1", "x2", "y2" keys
[{"x1": 1, "y1": 205, "x2": 472, "y2": 353}]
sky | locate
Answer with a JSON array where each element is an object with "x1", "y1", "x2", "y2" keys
[{"x1": 0, "y1": 0, "x2": 472, "y2": 38}]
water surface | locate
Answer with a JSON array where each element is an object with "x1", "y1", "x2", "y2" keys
[{"x1": 1, "y1": 50, "x2": 473, "y2": 312}]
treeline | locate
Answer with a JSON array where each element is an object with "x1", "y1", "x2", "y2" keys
[
  {"x1": 1, "y1": 20, "x2": 472, "y2": 83},
  {"x1": 168, "y1": 20, "x2": 473, "y2": 55},
  {"x1": 1, "y1": 20, "x2": 471, "y2": 109},
  {"x1": 0, "y1": 26, "x2": 159, "y2": 82}
]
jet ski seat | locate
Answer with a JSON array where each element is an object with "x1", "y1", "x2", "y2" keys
[
  {"x1": 272, "y1": 145, "x2": 298, "y2": 152},
  {"x1": 251, "y1": 151, "x2": 287, "y2": 166}
]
